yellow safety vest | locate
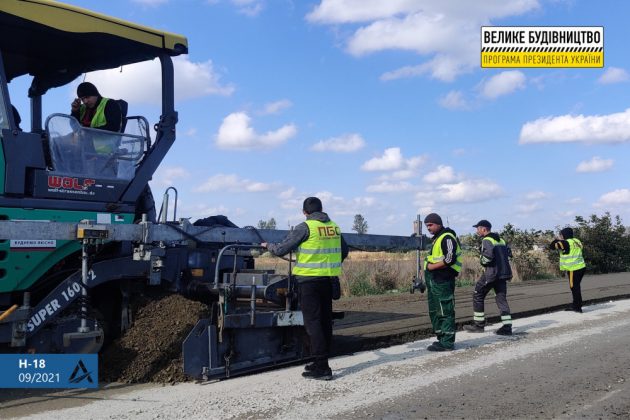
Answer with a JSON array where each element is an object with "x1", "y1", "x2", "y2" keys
[
  {"x1": 79, "y1": 98, "x2": 109, "y2": 129},
  {"x1": 425, "y1": 231, "x2": 462, "y2": 272},
  {"x1": 80, "y1": 98, "x2": 118, "y2": 154},
  {"x1": 559, "y1": 238, "x2": 586, "y2": 271},
  {"x1": 292, "y1": 220, "x2": 342, "y2": 277}
]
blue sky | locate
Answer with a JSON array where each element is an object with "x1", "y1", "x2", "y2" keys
[{"x1": 8, "y1": 0, "x2": 630, "y2": 235}]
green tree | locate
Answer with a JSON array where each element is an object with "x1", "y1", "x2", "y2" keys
[
  {"x1": 352, "y1": 214, "x2": 368, "y2": 234},
  {"x1": 572, "y1": 212, "x2": 630, "y2": 273},
  {"x1": 257, "y1": 217, "x2": 277, "y2": 230}
]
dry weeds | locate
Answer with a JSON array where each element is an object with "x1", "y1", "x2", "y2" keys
[{"x1": 256, "y1": 250, "x2": 558, "y2": 298}]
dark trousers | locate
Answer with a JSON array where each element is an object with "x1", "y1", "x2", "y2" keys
[
  {"x1": 472, "y1": 277, "x2": 511, "y2": 322},
  {"x1": 568, "y1": 267, "x2": 586, "y2": 310},
  {"x1": 298, "y1": 279, "x2": 333, "y2": 369},
  {"x1": 425, "y1": 270, "x2": 456, "y2": 348}
]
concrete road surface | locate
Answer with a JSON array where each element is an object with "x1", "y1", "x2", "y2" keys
[{"x1": 2, "y1": 299, "x2": 630, "y2": 419}]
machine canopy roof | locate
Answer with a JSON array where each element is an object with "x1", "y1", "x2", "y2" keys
[{"x1": 0, "y1": 0, "x2": 188, "y2": 95}]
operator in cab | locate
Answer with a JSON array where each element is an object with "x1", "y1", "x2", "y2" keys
[{"x1": 71, "y1": 82, "x2": 122, "y2": 132}]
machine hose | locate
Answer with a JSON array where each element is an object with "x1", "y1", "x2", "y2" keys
[{"x1": 0, "y1": 304, "x2": 18, "y2": 322}]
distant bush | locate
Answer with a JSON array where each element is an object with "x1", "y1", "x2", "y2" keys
[
  {"x1": 254, "y1": 213, "x2": 630, "y2": 297},
  {"x1": 348, "y1": 276, "x2": 381, "y2": 296},
  {"x1": 462, "y1": 224, "x2": 555, "y2": 282},
  {"x1": 373, "y1": 268, "x2": 397, "y2": 292},
  {"x1": 572, "y1": 213, "x2": 630, "y2": 274},
  {"x1": 455, "y1": 278, "x2": 475, "y2": 287}
]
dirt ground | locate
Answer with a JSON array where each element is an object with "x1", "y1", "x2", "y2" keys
[
  {"x1": 97, "y1": 290, "x2": 422, "y2": 384},
  {"x1": 96, "y1": 272, "x2": 630, "y2": 384},
  {"x1": 99, "y1": 292, "x2": 208, "y2": 384},
  {"x1": 3, "y1": 299, "x2": 630, "y2": 419}
]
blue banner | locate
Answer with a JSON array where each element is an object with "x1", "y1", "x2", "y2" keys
[{"x1": 0, "y1": 354, "x2": 98, "y2": 388}]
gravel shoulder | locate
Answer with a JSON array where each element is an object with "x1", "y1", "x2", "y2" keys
[{"x1": 3, "y1": 299, "x2": 630, "y2": 419}]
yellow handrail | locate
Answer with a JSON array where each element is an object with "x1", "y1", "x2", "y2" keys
[{"x1": 0, "y1": 304, "x2": 19, "y2": 322}]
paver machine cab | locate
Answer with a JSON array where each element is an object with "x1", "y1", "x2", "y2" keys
[
  {"x1": 0, "y1": 0, "x2": 187, "y2": 355},
  {"x1": 0, "y1": 0, "x2": 420, "y2": 380}
]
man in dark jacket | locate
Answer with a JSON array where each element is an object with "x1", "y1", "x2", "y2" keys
[
  {"x1": 424, "y1": 213, "x2": 462, "y2": 351},
  {"x1": 262, "y1": 197, "x2": 348, "y2": 380},
  {"x1": 464, "y1": 220, "x2": 513, "y2": 335},
  {"x1": 71, "y1": 82, "x2": 122, "y2": 132},
  {"x1": 549, "y1": 227, "x2": 586, "y2": 313}
]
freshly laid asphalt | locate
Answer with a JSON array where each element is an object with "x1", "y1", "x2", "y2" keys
[{"x1": 332, "y1": 272, "x2": 630, "y2": 354}]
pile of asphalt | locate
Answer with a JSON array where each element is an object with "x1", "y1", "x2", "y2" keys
[{"x1": 100, "y1": 292, "x2": 208, "y2": 384}]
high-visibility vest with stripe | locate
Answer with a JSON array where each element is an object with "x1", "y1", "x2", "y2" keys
[
  {"x1": 292, "y1": 220, "x2": 342, "y2": 276},
  {"x1": 425, "y1": 231, "x2": 462, "y2": 273},
  {"x1": 559, "y1": 238, "x2": 586, "y2": 271},
  {"x1": 80, "y1": 98, "x2": 116, "y2": 153},
  {"x1": 80, "y1": 98, "x2": 109, "y2": 130},
  {"x1": 480, "y1": 236, "x2": 505, "y2": 264}
]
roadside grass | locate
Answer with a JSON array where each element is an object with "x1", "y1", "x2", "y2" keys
[{"x1": 255, "y1": 250, "x2": 558, "y2": 298}]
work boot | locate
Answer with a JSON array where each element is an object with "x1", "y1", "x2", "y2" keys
[
  {"x1": 463, "y1": 323, "x2": 485, "y2": 333},
  {"x1": 304, "y1": 362, "x2": 316, "y2": 372},
  {"x1": 495, "y1": 325, "x2": 512, "y2": 336},
  {"x1": 427, "y1": 343, "x2": 453, "y2": 352},
  {"x1": 302, "y1": 367, "x2": 333, "y2": 381}
]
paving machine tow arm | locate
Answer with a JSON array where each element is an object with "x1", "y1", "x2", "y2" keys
[{"x1": 0, "y1": 218, "x2": 421, "y2": 379}]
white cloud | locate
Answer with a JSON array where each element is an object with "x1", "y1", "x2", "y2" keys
[
  {"x1": 298, "y1": 190, "x2": 376, "y2": 217},
  {"x1": 423, "y1": 165, "x2": 457, "y2": 184},
  {"x1": 598, "y1": 67, "x2": 629, "y2": 84},
  {"x1": 311, "y1": 133, "x2": 365, "y2": 153},
  {"x1": 79, "y1": 56, "x2": 234, "y2": 105},
  {"x1": 278, "y1": 187, "x2": 295, "y2": 200},
  {"x1": 415, "y1": 179, "x2": 502, "y2": 205},
  {"x1": 361, "y1": 147, "x2": 404, "y2": 171},
  {"x1": 194, "y1": 173, "x2": 271, "y2": 193},
  {"x1": 519, "y1": 109, "x2": 630, "y2": 144},
  {"x1": 406, "y1": 155, "x2": 428, "y2": 169},
  {"x1": 388, "y1": 170, "x2": 416, "y2": 180},
  {"x1": 437, "y1": 179, "x2": 503, "y2": 203},
  {"x1": 215, "y1": 112, "x2": 297, "y2": 150},
  {"x1": 595, "y1": 189, "x2": 630, "y2": 207},
  {"x1": 260, "y1": 99, "x2": 293, "y2": 115},
  {"x1": 307, "y1": 1, "x2": 420, "y2": 23},
  {"x1": 366, "y1": 181, "x2": 413, "y2": 193},
  {"x1": 524, "y1": 191, "x2": 549, "y2": 201},
  {"x1": 180, "y1": 203, "x2": 229, "y2": 221},
  {"x1": 556, "y1": 210, "x2": 576, "y2": 219},
  {"x1": 152, "y1": 166, "x2": 190, "y2": 187},
  {"x1": 479, "y1": 70, "x2": 526, "y2": 99},
  {"x1": 576, "y1": 156, "x2": 613, "y2": 173},
  {"x1": 308, "y1": 0, "x2": 539, "y2": 82},
  {"x1": 361, "y1": 147, "x2": 427, "y2": 172},
  {"x1": 516, "y1": 202, "x2": 541, "y2": 214},
  {"x1": 231, "y1": 0, "x2": 264, "y2": 16},
  {"x1": 439, "y1": 90, "x2": 469, "y2": 110},
  {"x1": 184, "y1": 128, "x2": 198, "y2": 137}
]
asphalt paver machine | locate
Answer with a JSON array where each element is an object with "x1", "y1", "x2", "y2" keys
[{"x1": 0, "y1": 0, "x2": 420, "y2": 379}]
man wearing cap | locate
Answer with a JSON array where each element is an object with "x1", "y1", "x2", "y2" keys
[
  {"x1": 71, "y1": 82, "x2": 122, "y2": 132},
  {"x1": 262, "y1": 197, "x2": 349, "y2": 380},
  {"x1": 464, "y1": 220, "x2": 513, "y2": 335},
  {"x1": 423, "y1": 213, "x2": 462, "y2": 351},
  {"x1": 549, "y1": 227, "x2": 586, "y2": 313}
]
